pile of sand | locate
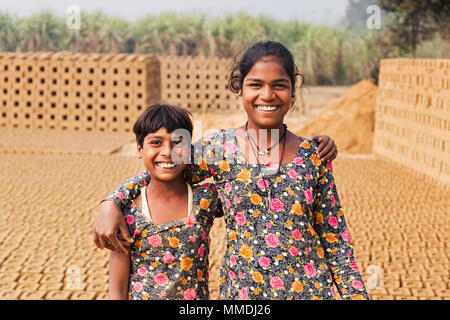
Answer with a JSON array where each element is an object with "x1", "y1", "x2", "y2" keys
[{"x1": 294, "y1": 79, "x2": 377, "y2": 154}]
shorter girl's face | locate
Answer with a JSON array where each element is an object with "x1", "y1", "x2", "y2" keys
[
  {"x1": 242, "y1": 56, "x2": 293, "y2": 129},
  {"x1": 137, "y1": 127, "x2": 187, "y2": 183}
]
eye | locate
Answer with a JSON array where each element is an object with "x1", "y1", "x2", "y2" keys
[
  {"x1": 274, "y1": 83, "x2": 288, "y2": 89},
  {"x1": 149, "y1": 140, "x2": 161, "y2": 145}
]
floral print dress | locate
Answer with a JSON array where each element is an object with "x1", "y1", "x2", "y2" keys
[
  {"x1": 107, "y1": 128, "x2": 369, "y2": 300},
  {"x1": 117, "y1": 182, "x2": 222, "y2": 300}
]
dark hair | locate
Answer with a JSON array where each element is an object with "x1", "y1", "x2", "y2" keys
[
  {"x1": 228, "y1": 40, "x2": 304, "y2": 103},
  {"x1": 133, "y1": 103, "x2": 193, "y2": 147}
]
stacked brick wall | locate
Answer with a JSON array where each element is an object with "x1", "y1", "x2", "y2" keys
[
  {"x1": 0, "y1": 52, "x2": 160, "y2": 132},
  {"x1": 159, "y1": 56, "x2": 306, "y2": 113},
  {"x1": 374, "y1": 58, "x2": 450, "y2": 189}
]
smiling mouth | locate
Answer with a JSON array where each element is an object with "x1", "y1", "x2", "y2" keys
[
  {"x1": 254, "y1": 105, "x2": 281, "y2": 112},
  {"x1": 155, "y1": 162, "x2": 177, "y2": 169}
]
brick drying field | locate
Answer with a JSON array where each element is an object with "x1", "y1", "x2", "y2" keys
[{"x1": 0, "y1": 125, "x2": 448, "y2": 300}]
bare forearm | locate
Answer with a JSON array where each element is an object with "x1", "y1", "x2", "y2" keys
[{"x1": 108, "y1": 251, "x2": 130, "y2": 300}]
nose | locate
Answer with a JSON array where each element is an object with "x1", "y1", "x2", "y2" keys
[
  {"x1": 159, "y1": 141, "x2": 172, "y2": 158},
  {"x1": 260, "y1": 85, "x2": 275, "y2": 100}
]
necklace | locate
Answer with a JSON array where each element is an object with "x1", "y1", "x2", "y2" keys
[
  {"x1": 245, "y1": 123, "x2": 287, "y2": 210},
  {"x1": 245, "y1": 121, "x2": 287, "y2": 155}
]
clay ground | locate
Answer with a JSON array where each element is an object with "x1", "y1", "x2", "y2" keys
[{"x1": 0, "y1": 87, "x2": 448, "y2": 300}]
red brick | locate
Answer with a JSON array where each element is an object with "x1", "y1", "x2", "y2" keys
[
  {"x1": 411, "y1": 288, "x2": 436, "y2": 298},
  {"x1": 388, "y1": 287, "x2": 412, "y2": 296}
]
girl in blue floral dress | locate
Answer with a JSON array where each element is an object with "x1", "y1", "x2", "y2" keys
[{"x1": 97, "y1": 41, "x2": 369, "y2": 300}]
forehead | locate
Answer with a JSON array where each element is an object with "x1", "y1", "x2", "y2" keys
[
  {"x1": 143, "y1": 127, "x2": 170, "y2": 139},
  {"x1": 245, "y1": 57, "x2": 290, "y2": 80}
]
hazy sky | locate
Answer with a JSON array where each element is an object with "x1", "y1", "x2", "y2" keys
[{"x1": 0, "y1": 0, "x2": 350, "y2": 25}]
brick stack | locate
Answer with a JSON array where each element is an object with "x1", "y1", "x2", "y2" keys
[
  {"x1": 159, "y1": 56, "x2": 306, "y2": 113},
  {"x1": 373, "y1": 58, "x2": 450, "y2": 190},
  {"x1": 0, "y1": 52, "x2": 160, "y2": 132}
]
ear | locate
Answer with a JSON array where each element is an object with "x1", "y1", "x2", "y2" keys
[{"x1": 137, "y1": 143, "x2": 143, "y2": 159}]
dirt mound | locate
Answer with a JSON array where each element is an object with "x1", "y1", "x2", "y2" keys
[{"x1": 294, "y1": 79, "x2": 377, "y2": 154}]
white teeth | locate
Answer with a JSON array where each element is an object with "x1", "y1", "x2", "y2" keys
[
  {"x1": 157, "y1": 163, "x2": 176, "y2": 168},
  {"x1": 256, "y1": 105, "x2": 279, "y2": 111}
]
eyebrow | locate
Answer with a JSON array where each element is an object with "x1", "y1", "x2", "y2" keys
[{"x1": 245, "y1": 78, "x2": 290, "y2": 83}]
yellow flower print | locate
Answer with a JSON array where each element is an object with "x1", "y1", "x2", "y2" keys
[
  {"x1": 169, "y1": 237, "x2": 179, "y2": 248},
  {"x1": 239, "y1": 245, "x2": 253, "y2": 260},
  {"x1": 326, "y1": 233, "x2": 337, "y2": 243},
  {"x1": 301, "y1": 141, "x2": 311, "y2": 148},
  {"x1": 252, "y1": 211, "x2": 259, "y2": 218},
  {"x1": 317, "y1": 247, "x2": 324, "y2": 258},
  {"x1": 135, "y1": 240, "x2": 142, "y2": 249},
  {"x1": 311, "y1": 153, "x2": 322, "y2": 167},
  {"x1": 125, "y1": 182, "x2": 134, "y2": 189},
  {"x1": 288, "y1": 189, "x2": 295, "y2": 196},
  {"x1": 252, "y1": 272, "x2": 263, "y2": 283},
  {"x1": 236, "y1": 169, "x2": 251, "y2": 182},
  {"x1": 250, "y1": 193, "x2": 262, "y2": 205},
  {"x1": 307, "y1": 224, "x2": 317, "y2": 236},
  {"x1": 218, "y1": 160, "x2": 230, "y2": 171},
  {"x1": 197, "y1": 270, "x2": 203, "y2": 281},
  {"x1": 181, "y1": 257, "x2": 193, "y2": 271},
  {"x1": 198, "y1": 157, "x2": 208, "y2": 171},
  {"x1": 276, "y1": 177, "x2": 282, "y2": 183},
  {"x1": 351, "y1": 295, "x2": 364, "y2": 300},
  {"x1": 229, "y1": 230, "x2": 237, "y2": 241},
  {"x1": 200, "y1": 198, "x2": 210, "y2": 210},
  {"x1": 292, "y1": 281, "x2": 304, "y2": 293},
  {"x1": 181, "y1": 278, "x2": 187, "y2": 285},
  {"x1": 292, "y1": 203, "x2": 303, "y2": 215},
  {"x1": 315, "y1": 212, "x2": 323, "y2": 224}
]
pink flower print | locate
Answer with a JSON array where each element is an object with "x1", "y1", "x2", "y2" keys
[
  {"x1": 133, "y1": 282, "x2": 142, "y2": 293},
  {"x1": 225, "y1": 183, "x2": 232, "y2": 193},
  {"x1": 206, "y1": 271, "x2": 209, "y2": 281},
  {"x1": 234, "y1": 197, "x2": 240, "y2": 204},
  {"x1": 230, "y1": 255, "x2": 237, "y2": 267},
  {"x1": 352, "y1": 280, "x2": 364, "y2": 290},
  {"x1": 331, "y1": 194, "x2": 335, "y2": 206},
  {"x1": 265, "y1": 233, "x2": 281, "y2": 248},
  {"x1": 239, "y1": 272, "x2": 244, "y2": 279},
  {"x1": 238, "y1": 288, "x2": 248, "y2": 300},
  {"x1": 138, "y1": 267, "x2": 148, "y2": 277},
  {"x1": 304, "y1": 263, "x2": 316, "y2": 277},
  {"x1": 287, "y1": 169, "x2": 298, "y2": 180},
  {"x1": 198, "y1": 245, "x2": 204, "y2": 257},
  {"x1": 209, "y1": 167, "x2": 215, "y2": 176},
  {"x1": 270, "y1": 198, "x2": 284, "y2": 212},
  {"x1": 133, "y1": 230, "x2": 140, "y2": 238},
  {"x1": 270, "y1": 276, "x2": 284, "y2": 290},
  {"x1": 289, "y1": 246, "x2": 299, "y2": 256},
  {"x1": 184, "y1": 288, "x2": 197, "y2": 300},
  {"x1": 305, "y1": 247, "x2": 310, "y2": 254},
  {"x1": 201, "y1": 231, "x2": 206, "y2": 240},
  {"x1": 331, "y1": 285, "x2": 336, "y2": 297},
  {"x1": 350, "y1": 261, "x2": 359, "y2": 271},
  {"x1": 184, "y1": 214, "x2": 196, "y2": 227},
  {"x1": 222, "y1": 142, "x2": 237, "y2": 154},
  {"x1": 154, "y1": 273, "x2": 168, "y2": 287},
  {"x1": 294, "y1": 157, "x2": 304, "y2": 165},
  {"x1": 225, "y1": 199, "x2": 231, "y2": 209},
  {"x1": 258, "y1": 256, "x2": 271, "y2": 269},
  {"x1": 327, "y1": 161, "x2": 333, "y2": 171},
  {"x1": 160, "y1": 290, "x2": 166, "y2": 297},
  {"x1": 148, "y1": 234, "x2": 162, "y2": 247},
  {"x1": 329, "y1": 183, "x2": 334, "y2": 189},
  {"x1": 292, "y1": 229, "x2": 303, "y2": 241},
  {"x1": 116, "y1": 192, "x2": 124, "y2": 200},
  {"x1": 306, "y1": 174, "x2": 311, "y2": 181},
  {"x1": 342, "y1": 230, "x2": 351, "y2": 242},
  {"x1": 189, "y1": 236, "x2": 196, "y2": 242},
  {"x1": 257, "y1": 178, "x2": 268, "y2": 191},
  {"x1": 142, "y1": 180, "x2": 148, "y2": 187},
  {"x1": 126, "y1": 215, "x2": 134, "y2": 225},
  {"x1": 328, "y1": 216, "x2": 338, "y2": 228},
  {"x1": 266, "y1": 222, "x2": 272, "y2": 229},
  {"x1": 234, "y1": 212, "x2": 246, "y2": 226},
  {"x1": 304, "y1": 189, "x2": 313, "y2": 204},
  {"x1": 229, "y1": 270, "x2": 236, "y2": 280},
  {"x1": 163, "y1": 252, "x2": 174, "y2": 264}
]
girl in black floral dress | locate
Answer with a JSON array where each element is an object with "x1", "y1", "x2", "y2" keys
[{"x1": 96, "y1": 41, "x2": 369, "y2": 300}]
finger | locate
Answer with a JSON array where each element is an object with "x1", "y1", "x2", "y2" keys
[
  {"x1": 318, "y1": 139, "x2": 333, "y2": 159},
  {"x1": 312, "y1": 135, "x2": 322, "y2": 143},
  {"x1": 315, "y1": 136, "x2": 329, "y2": 155},
  {"x1": 120, "y1": 240, "x2": 131, "y2": 247},
  {"x1": 93, "y1": 232, "x2": 103, "y2": 250},
  {"x1": 119, "y1": 223, "x2": 134, "y2": 244},
  {"x1": 330, "y1": 146, "x2": 338, "y2": 162},
  {"x1": 98, "y1": 236, "x2": 113, "y2": 251},
  {"x1": 108, "y1": 233, "x2": 128, "y2": 255},
  {"x1": 322, "y1": 144, "x2": 337, "y2": 162}
]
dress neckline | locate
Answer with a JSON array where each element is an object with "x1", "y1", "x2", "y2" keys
[{"x1": 230, "y1": 128, "x2": 304, "y2": 166}]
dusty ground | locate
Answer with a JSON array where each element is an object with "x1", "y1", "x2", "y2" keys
[{"x1": 0, "y1": 86, "x2": 448, "y2": 300}]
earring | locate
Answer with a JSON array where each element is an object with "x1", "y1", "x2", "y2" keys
[{"x1": 238, "y1": 89, "x2": 242, "y2": 96}]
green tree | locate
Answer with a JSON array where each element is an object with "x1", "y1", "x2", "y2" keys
[{"x1": 378, "y1": 0, "x2": 450, "y2": 57}]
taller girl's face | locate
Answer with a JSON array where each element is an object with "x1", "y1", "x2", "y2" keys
[
  {"x1": 242, "y1": 56, "x2": 293, "y2": 129},
  {"x1": 137, "y1": 127, "x2": 187, "y2": 183}
]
